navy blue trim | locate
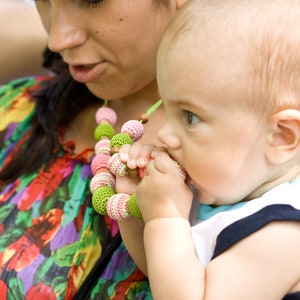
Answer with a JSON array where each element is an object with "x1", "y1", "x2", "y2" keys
[
  {"x1": 283, "y1": 292, "x2": 300, "y2": 299},
  {"x1": 212, "y1": 204, "x2": 300, "y2": 260}
]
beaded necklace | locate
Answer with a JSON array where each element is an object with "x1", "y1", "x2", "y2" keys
[{"x1": 90, "y1": 99, "x2": 186, "y2": 221}]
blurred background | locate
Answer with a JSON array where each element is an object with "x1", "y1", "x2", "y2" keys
[{"x1": 0, "y1": 0, "x2": 48, "y2": 84}]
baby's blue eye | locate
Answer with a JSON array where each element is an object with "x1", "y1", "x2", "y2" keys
[{"x1": 183, "y1": 111, "x2": 201, "y2": 125}]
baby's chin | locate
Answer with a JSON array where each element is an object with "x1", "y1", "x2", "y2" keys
[{"x1": 193, "y1": 188, "x2": 224, "y2": 207}]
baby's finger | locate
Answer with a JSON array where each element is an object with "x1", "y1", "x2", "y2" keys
[
  {"x1": 136, "y1": 143, "x2": 157, "y2": 168},
  {"x1": 118, "y1": 144, "x2": 131, "y2": 162},
  {"x1": 118, "y1": 143, "x2": 143, "y2": 169},
  {"x1": 150, "y1": 146, "x2": 168, "y2": 159},
  {"x1": 153, "y1": 152, "x2": 187, "y2": 180},
  {"x1": 126, "y1": 143, "x2": 145, "y2": 169},
  {"x1": 152, "y1": 151, "x2": 174, "y2": 174}
]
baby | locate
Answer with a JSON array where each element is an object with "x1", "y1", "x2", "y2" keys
[{"x1": 117, "y1": 0, "x2": 300, "y2": 298}]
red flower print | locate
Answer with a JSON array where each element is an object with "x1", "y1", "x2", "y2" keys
[{"x1": 25, "y1": 282, "x2": 56, "y2": 300}]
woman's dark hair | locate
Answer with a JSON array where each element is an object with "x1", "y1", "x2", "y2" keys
[{"x1": 0, "y1": 49, "x2": 101, "y2": 183}]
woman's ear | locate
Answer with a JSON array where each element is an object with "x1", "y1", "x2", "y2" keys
[{"x1": 266, "y1": 109, "x2": 300, "y2": 164}]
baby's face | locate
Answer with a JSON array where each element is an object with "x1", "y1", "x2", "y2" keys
[{"x1": 157, "y1": 34, "x2": 270, "y2": 206}]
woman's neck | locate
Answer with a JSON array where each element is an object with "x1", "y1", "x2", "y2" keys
[
  {"x1": 64, "y1": 85, "x2": 165, "y2": 152},
  {"x1": 63, "y1": 103, "x2": 99, "y2": 153},
  {"x1": 108, "y1": 83, "x2": 162, "y2": 129}
]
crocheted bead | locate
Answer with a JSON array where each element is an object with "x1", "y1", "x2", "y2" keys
[
  {"x1": 95, "y1": 139, "x2": 111, "y2": 155},
  {"x1": 95, "y1": 107, "x2": 117, "y2": 125},
  {"x1": 108, "y1": 153, "x2": 128, "y2": 176},
  {"x1": 110, "y1": 133, "x2": 133, "y2": 150},
  {"x1": 90, "y1": 172, "x2": 116, "y2": 193},
  {"x1": 94, "y1": 123, "x2": 115, "y2": 141},
  {"x1": 106, "y1": 193, "x2": 131, "y2": 221},
  {"x1": 128, "y1": 193, "x2": 142, "y2": 219},
  {"x1": 92, "y1": 187, "x2": 115, "y2": 215},
  {"x1": 173, "y1": 160, "x2": 187, "y2": 180},
  {"x1": 139, "y1": 167, "x2": 146, "y2": 179},
  {"x1": 91, "y1": 153, "x2": 111, "y2": 175},
  {"x1": 121, "y1": 120, "x2": 144, "y2": 142}
]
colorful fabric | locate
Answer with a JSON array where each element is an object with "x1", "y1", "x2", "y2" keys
[{"x1": 0, "y1": 77, "x2": 151, "y2": 299}]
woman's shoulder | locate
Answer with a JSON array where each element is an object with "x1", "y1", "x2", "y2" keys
[{"x1": 0, "y1": 76, "x2": 52, "y2": 131}]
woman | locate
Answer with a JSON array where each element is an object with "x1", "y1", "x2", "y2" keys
[{"x1": 0, "y1": 0, "x2": 188, "y2": 299}]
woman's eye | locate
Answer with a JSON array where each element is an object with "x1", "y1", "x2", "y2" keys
[
  {"x1": 183, "y1": 110, "x2": 201, "y2": 125},
  {"x1": 79, "y1": 0, "x2": 104, "y2": 8},
  {"x1": 33, "y1": 0, "x2": 103, "y2": 7}
]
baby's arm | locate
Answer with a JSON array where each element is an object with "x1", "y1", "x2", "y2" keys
[
  {"x1": 117, "y1": 144, "x2": 205, "y2": 296},
  {"x1": 136, "y1": 151, "x2": 205, "y2": 299}
]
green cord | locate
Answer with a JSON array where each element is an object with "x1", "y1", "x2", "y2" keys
[
  {"x1": 145, "y1": 99, "x2": 163, "y2": 117},
  {"x1": 103, "y1": 99, "x2": 163, "y2": 117}
]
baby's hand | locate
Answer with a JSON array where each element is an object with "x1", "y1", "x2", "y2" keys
[
  {"x1": 137, "y1": 151, "x2": 192, "y2": 223},
  {"x1": 114, "y1": 143, "x2": 165, "y2": 195},
  {"x1": 118, "y1": 143, "x2": 167, "y2": 171}
]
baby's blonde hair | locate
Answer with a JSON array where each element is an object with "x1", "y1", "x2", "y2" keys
[{"x1": 158, "y1": 0, "x2": 300, "y2": 114}]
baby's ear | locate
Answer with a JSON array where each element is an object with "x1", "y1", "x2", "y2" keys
[{"x1": 266, "y1": 109, "x2": 300, "y2": 164}]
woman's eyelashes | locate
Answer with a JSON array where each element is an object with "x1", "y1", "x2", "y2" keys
[
  {"x1": 33, "y1": 0, "x2": 104, "y2": 8},
  {"x1": 78, "y1": 0, "x2": 104, "y2": 8}
]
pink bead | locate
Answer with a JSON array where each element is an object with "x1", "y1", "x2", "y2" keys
[
  {"x1": 90, "y1": 172, "x2": 116, "y2": 193},
  {"x1": 121, "y1": 120, "x2": 144, "y2": 142},
  {"x1": 172, "y1": 160, "x2": 187, "y2": 181},
  {"x1": 139, "y1": 167, "x2": 146, "y2": 179},
  {"x1": 95, "y1": 107, "x2": 117, "y2": 125},
  {"x1": 95, "y1": 139, "x2": 111, "y2": 155},
  {"x1": 108, "y1": 153, "x2": 128, "y2": 176},
  {"x1": 91, "y1": 153, "x2": 111, "y2": 175},
  {"x1": 106, "y1": 193, "x2": 130, "y2": 221}
]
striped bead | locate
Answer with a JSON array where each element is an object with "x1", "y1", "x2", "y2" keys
[
  {"x1": 90, "y1": 172, "x2": 116, "y2": 193},
  {"x1": 106, "y1": 193, "x2": 130, "y2": 221},
  {"x1": 108, "y1": 153, "x2": 128, "y2": 176},
  {"x1": 95, "y1": 139, "x2": 111, "y2": 155}
]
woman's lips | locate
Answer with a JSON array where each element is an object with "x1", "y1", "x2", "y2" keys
[{"x1": 69, "y1": 61, "x2": 106, "y2": 83}]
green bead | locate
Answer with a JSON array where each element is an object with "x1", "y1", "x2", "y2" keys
[
  {"x1": 94, "y1": 123, "x2": 115, "y2": 141},
  {"x1": 92, "y1": 187, "x2": 115, "y2": 215},
  {"x1": 110, "y1": 133, "x2": 133, "y2": 149},
  {"x1": 128, "y1": 193, "x2": 142, "y2": 219}
]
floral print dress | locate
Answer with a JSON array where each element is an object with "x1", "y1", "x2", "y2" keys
[{"x1": 0, "y1": 77, "x2": 151, "y2": 300}]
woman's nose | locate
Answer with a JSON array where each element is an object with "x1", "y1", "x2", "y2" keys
[{"x1": 47, "y1": 6, "x2": 87, "y2": 53}]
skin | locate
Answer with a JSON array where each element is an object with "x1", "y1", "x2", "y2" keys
[
  {"x1": 34, "y1": 0, "x2": 186, "y2": 152},
  {"x1": 36, "y1": 0, "x2": 172, "y2": 100},
  {"x1": 118, "y1": 0, "x2": 300, "y2": 298},
  {"x1": 0, "y1": 1, "x2": 48, "y2": 84}
]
